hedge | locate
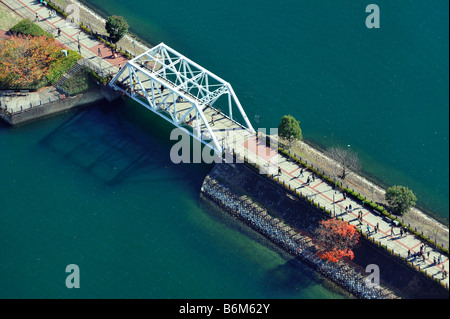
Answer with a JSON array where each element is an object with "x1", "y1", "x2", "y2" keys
[{"x1": 10, "y1": 19, "x2": 53, "y2": 38}]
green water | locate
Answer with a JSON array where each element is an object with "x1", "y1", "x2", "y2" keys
[
  {"x1": 0, "y1": 102, "x2": 347, "y2": 298},
  {"x1": 0, "y1": 0, "x2": 448, "y2": 299}
]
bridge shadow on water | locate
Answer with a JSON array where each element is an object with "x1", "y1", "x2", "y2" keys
[{"x1": 38, "y1": 100, "x2": 213, "y2": 189}]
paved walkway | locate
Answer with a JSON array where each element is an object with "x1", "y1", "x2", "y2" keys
[{"x1": 1, "y1": 0, "x2": 128, "y2": 77}]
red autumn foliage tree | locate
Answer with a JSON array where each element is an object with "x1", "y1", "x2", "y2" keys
[
  {"x1": 313, "y1": 219, "x2": 360, "y2": 263},
  {"x1": 0, "y1": 35, "x2": 62, "y2": 87}
]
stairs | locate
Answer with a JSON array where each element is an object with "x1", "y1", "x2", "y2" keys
[{"x1": 54, "y1": 61, "x2": 84, "y2": 89}]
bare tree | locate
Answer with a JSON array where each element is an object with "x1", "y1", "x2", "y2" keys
[{"x1": 326, "y1": 147, "x2": 361, "y2": 181}]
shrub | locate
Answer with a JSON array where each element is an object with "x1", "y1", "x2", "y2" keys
[{"x1": 10, "y1": 19, "x2": 53, "y2": 38}]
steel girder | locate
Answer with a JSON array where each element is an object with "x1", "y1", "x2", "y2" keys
[{"x1": 108, "y1": 43, "x2": 255, "y2": 155}]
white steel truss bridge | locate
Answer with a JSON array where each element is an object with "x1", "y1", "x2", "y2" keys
[{"x1": 108, "y1": 43, "x2": 255, "y2": 154}]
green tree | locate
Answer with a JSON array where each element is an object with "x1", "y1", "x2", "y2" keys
[
  {"x1": 105, "y1": 15, "x2": 128, "y2": 43},
  {"x1": 385, "y1": 185, "x2": 417, "y2": 215},
  {"x1": 278, "y1": 115, "x2": 302, "y2": 147}
]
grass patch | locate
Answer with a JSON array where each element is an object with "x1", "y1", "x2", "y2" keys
[{"x1": 0, "y1": 2, "x2": 22, "y2": 31}]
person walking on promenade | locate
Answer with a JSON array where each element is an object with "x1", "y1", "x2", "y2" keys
[
  {"x1": 35, "y1": 13, "x2": 39, "y2": 22},
  {"x1": 408, "y1": 250, "x2": 411, "y2": 258},
  {"x1": 299, "y1": 168, "x2": 304, "y2": 177},
  {"x1": 278, "y1": 166, "x2": 282, "y2": 175},
  {"x1": 390, "y1": 227, "x2": 395, "y2": 236},
  {"x1": 367, "y1": 225, "x2": 371, "y2": 235},
  {"x1": 211, "y1": 115, "x2": 214, "y2": 126},
  {"x1": 57, "y1": 27, "x2": 61, "y2": 37},
  {"x1": 78, "y1": 43, "x2": 81, "y2": 54},
  {"x1": 400, "y1": 228, "x2": 403, "y2": 237},
  {"x1": 343, "y1": 192, "x2": 347, "y2": 200},
  {"x1": 306, "y1": 176, "x2": 310, "y2": 184},
  {"x1": 376, "y1": 223, "x2": 379, "y2": 232},
  {"x1": 98, "y1": 47, "x2": 102, "y2": 57}
]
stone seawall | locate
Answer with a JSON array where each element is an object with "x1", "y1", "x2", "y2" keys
[
  {"x1": 0, "y1": 89, "x2": 105, "y2": 125},
  {"x1": 201, "y1": 163, "x2": 399, "y2": 299}
]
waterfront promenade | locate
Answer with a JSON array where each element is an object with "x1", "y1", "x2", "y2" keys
[
  {"x1": 235, "y1": 134, "x2": 449, "y2": 289},
  {"x1": 0, "y1": 0, "x2": 132, "y2": 79},
  {"x1": 2, "y1": 0, "x2": 448, "y2": 292}
]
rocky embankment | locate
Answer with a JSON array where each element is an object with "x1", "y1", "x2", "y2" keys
[{"x1": 201, "y1": 163, "x2": 399, "y2": 299}]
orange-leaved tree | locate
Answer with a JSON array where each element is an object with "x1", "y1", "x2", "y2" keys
[
  {"x1": 313, "y1": 219, "x2": 360, "y2": 263},
  {"x1": 0, "y1": 35, "x2": 62, "y2": 88}
]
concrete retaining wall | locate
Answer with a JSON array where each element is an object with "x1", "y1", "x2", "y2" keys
[{"x1": 0, "y1": 89, "x2": 105, "y2": 125}]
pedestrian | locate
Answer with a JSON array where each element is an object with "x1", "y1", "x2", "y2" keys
[
  {"x1": 300, "y1": 168, "x2": 304, "y2": 177},
  {"x1": 78, "y1": 43, "x2": 81, "y2": 54},
  {"x1": 118, "y1": 64, "x2": 122, "y2": 71},
  {"x1": 306, "y1": 176, "x2": 310, "y2": 184},
  {"x1": 211, "y1": 115, "x2": 214, "y2": 126},
  {"x1": 367, "y1": 225, "x2": 370, "y2": 235},
  {"x1": 422, "y1": 254, "x2": 425, "y2": 262},
  {"x1": 376, "y1": 223, "x2": 379, "y2": 231},
  {"x1": 278, "y1": 167, "x2": 282, "y2": 175},
  {"x1": 434, "y1": 256, "x2": 437, "y2": 264},
  {"x1": 57, "y1": 27, "x2": 61, "y2": 36},
  {"x1": 400, "y1": 228, "x2": 403, "y2": 237},
  {"x1": 98, "y1": 47, "x2": 102, "y2": 57},
  {"x1": 390, "y1": 227, "x2": 394, "y2": 236},
  {"x1": 48, "y1": 10, "x2": 51, "y2": 18},
  {"x1": 408, "y1": 250, "x2": 411, "y2": 258},
  {"x1": 427, "y1": 252, "x2": 430, "y2": 259},
  {"x1": 35, "y1": 13, "x2": 39, "y2": 21},
  {"x1": 345, "y1": 206, "x2": 348, "y2": 214},
  {"x1": 343, "y1": 193, "x2": 347, "y2": 200},
  {"x1": 349, "y1": 204, "x2": 352, "y2": 211}
]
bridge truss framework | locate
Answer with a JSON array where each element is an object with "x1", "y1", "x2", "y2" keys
[{"x1": 108, "y1": 43, "x2": 255, "y2": 154}]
